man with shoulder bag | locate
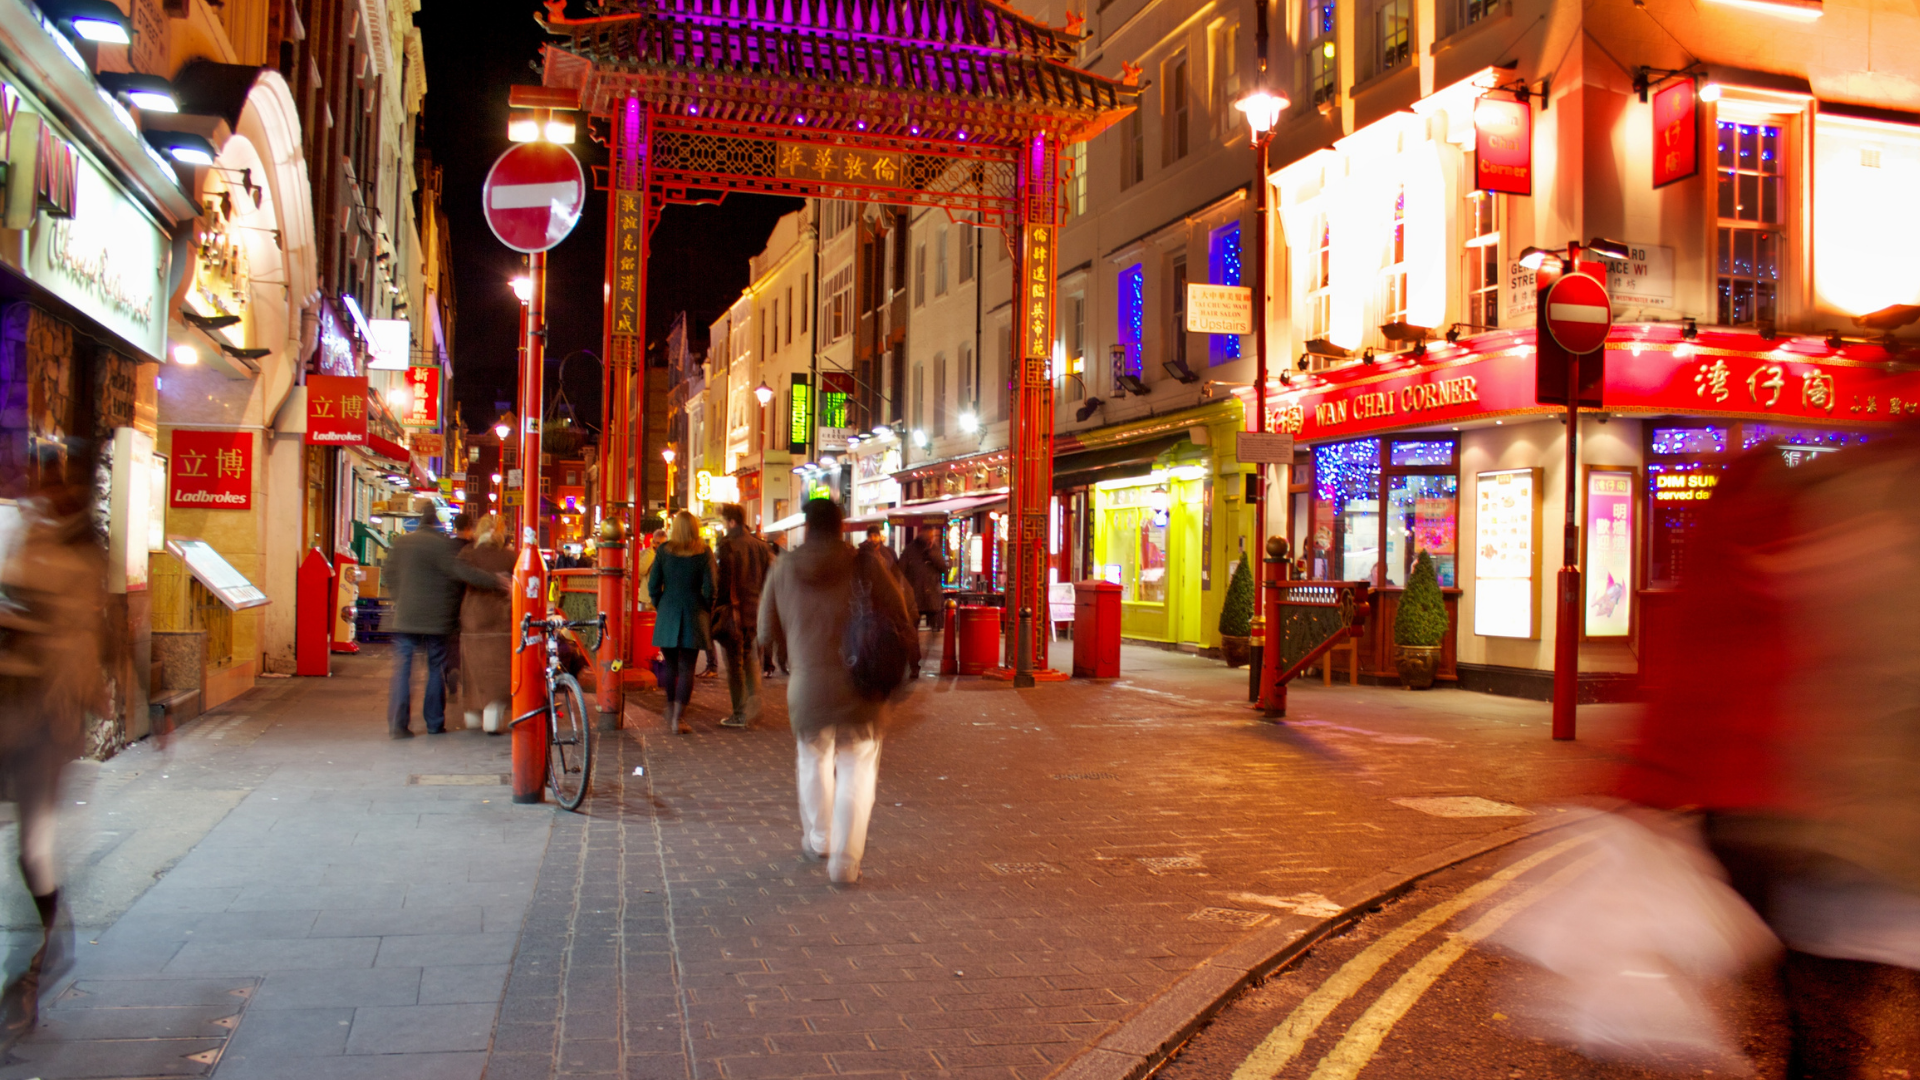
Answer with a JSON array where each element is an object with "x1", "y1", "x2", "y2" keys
[{"x1": 714, "y1": 503, "x2": 772, "y2": 729}]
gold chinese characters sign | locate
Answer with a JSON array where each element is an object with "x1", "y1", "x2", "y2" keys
[
  {"x1": 610, "y1": 191, "x2": 644, "y2": 338},
  {"x1": 168, "y1": 429, "x2": 252, "y2": 510},
  {"x1": 773, "y1": 143, "x2": 905, "y2": 188},
  {"x1": 1021, "y1": 224, "x2": 1055, "y2": 373}
]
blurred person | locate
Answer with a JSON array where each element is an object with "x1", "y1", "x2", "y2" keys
[
  {"x1": 457, "y1": 515, "x2": 516, "y2": 733},
  {"x1": 630, "y1": 514, "x2": 665, "y2": 609},
  {"x1": 442, "y1": 514, "x2": 476, "y2": 707},
  {"x1": 861, "y1": 524, "x2": 920, "y2": 676},
  {"x1": 763, "y1": 533, "x2": 789, "y2": 677},
  {"x1": 0, "y1": 461, "x2": 106, "y2": 1041},
  {"x1": 758, "y1": 498, "x2": 912, "y2": 885},
  {"x1": 385, "y1": 515, "x2": 509, "y2": 738},
  {"x1": 1621, "y1": 434, "x2": 1920, "y2": 1079},
  {"x1": 899, "y1": 525, "x2": 949, "y2": 669},
  {"x1": 714, "y1": 503, "x2": 772, "y2": 729},
  {"x1": 648, "y1": 509, "x2": 713, "y2": 735}
]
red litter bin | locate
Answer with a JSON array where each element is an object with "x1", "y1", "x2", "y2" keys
[
  {"x1": 1073, "y1": 580, "x2": 1122, "y2": 678},
  {"x1": 955, "y1": 605, "x2": 1000, "y2": 675}
]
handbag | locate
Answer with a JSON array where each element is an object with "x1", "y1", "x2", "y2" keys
[{"x1": 842, "y1": 549, "x2": 912, "y2": 702}]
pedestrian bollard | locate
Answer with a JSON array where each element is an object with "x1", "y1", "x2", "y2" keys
[
  {"x1": 1014, "y1": 606, "x2": 1034, "y2": 689},
  {"x1": 510, "y1": 543, "x2": 550, "y2": 803},
  {"x1": 940, "y1": 598, "x2": 958, "y2": 676}
]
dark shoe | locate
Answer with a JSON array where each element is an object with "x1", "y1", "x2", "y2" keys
[
  {"x1": 426, "y1": 726, "x2": 447, "y2": 735},
  {"x1": 719, "y1": 715, "x2": 749, "y2": 729},
  {"x1": 390, "y1": 729, "x2": 414, "y2": 740}
]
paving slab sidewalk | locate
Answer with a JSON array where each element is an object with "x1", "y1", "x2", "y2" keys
[{"x1": 501, "y1": 646, "x2": 1640, "y2": 1080}]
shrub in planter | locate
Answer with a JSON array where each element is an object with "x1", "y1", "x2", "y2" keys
[
  {"x1": 1393, "y1": 550, "x2": 1448, "y2": 689},
  {"x1": 1217, "y1": 555, "x2": 1255, "y2": 667}
]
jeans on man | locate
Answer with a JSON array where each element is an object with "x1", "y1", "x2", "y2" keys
[
  {"x1": 389, "y1": 633, "x2": 449, "y2": 735},
  {"x1": 722, "y1": 636, "x2": 761, "y2": 721}
]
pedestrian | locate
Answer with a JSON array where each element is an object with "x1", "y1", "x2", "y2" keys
[
  {"x1": 442, "y1": 514, "x2": 475, "y2": 706},
  {"x1": 898, "y1": 524, "x2": 949, "y2": 667},
  {"x1": 0, "y1": 461, "x2": 106, "y2": 1042},
  {"x1": 457, "y1": 515, "x2": 516, "y2": 734},
  {"x1": 384, "y1": 516, "x2": 509, "y2": 738},
  {"x1": 763, "y1": 532, "x2": 789, "y2": 678},
  {"x1": 714, "y1": 503, "x2": 772, "y2": 729},
  {"x1": 860, "y1": 524, "x2": 920, "y2": 675},
  {"x1": 648, "y1": 509, "x2": 713, "y2": 735},
  {"x1": 758, "y1": 497, "x2": 912, "y2": 886},
  {"x1": 631, "y1": 514, "x2": 665, "y2": 608}
]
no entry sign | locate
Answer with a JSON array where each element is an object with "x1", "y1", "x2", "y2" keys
[
  {"x1": 1544, "y1": 272, "x2": 1612, "y2": 355},
  {"x1": 482, "y1": 142, "x2": 586, "y2": 253}
]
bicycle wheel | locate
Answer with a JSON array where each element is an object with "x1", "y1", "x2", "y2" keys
[{"x1": 547, "y1": 673, "x2": 593, "y2": 811}]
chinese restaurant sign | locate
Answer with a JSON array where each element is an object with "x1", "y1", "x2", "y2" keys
[
  {"x1": 402, "y1": 366, "x2": 440, "y2": 428},
  {"x1": 789, "y1": 374, "x2": 811, "y2": 452},
  {"x1": 1249, "y1": 330, "x2": 1920, "y2": 440},
  {"x1": 1474, "y1": 94, "x2": 1532, "y2": 196},
  {"x1": 169, "y1": 429, "x2": 251, "y2": 510},
  {"x1": 1583, "y1": 468, "x2": 1635, "y2": 638},
  {"x1": 306, "y1": 375, "x2": 369, "y2": 445},
  {"x1": 610, "y1": 190, "x2": 643, "y2": 338},
  {"x1": 1022, "y1": 224, "x2": 1055, "y2": 368},
  {"x1": 774, "y1": 142, "x2": 905, "y2": 187},
  {"x1": 1652, "y1": 80, "x2": 1698, "y2": 189}
]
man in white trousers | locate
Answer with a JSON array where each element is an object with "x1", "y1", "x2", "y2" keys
[{"x1": 758, "y1": 498, "x2": 911, "y2": 885}]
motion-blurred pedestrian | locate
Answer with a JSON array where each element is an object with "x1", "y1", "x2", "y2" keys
[
  {"x1": 442, "y1": 513, "x2": 475, "y2": 706},
  {"x1": 0, "y1": 464, "x2": 106, "y2": 1041},
  {"x1": 861, "y1": 524, "x2": 920, "y2": 676},
  {"x1": 385, "y1": 517, "x2": 508, "y2": 738},
  {"x1": 758, "y1": 498, "x2": 912, "y2": 886},
  {"x1": 714, "y1": 503, "x2": 771, "y2": 729},
  {"x1": 648, "y1": 509, "x2": 713, "y2": 735},
  {"x1": 457, "y1": 515, "x2": 515, "y2": 734}
]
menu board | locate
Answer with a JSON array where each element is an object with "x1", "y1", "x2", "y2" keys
[
  {"x1": 166, "y1": 539, "x2": 270, "y2": 610},
  {"x1": 1583, "y1": 468, "x2": 1636, "y2": 638},
  {"x1": 1473, "y1": 468, "x2": 1540, "y2": 639}
]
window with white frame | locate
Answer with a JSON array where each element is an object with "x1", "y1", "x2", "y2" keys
[
  {"x1": 1306, "y1": 0, "x2": 1337, "y2": 107},
  {"x1": 1062, "y1": 293, "x2": 1086, "y2": 401},
  {"x1": 914, "y1": 242, "x2": 927, "y2": 307},
  {"x1": 1383, "y1": 188, "x2": 1407, "y2": 325},
  {"x1": 1308, "y1": 214, "x2": 1333, "y2": 342},
  {"x1": 1716, "y1": 119, "x2": 1784, "y2": 327},
  {"x1": 911, "y1": 362, "x2": 925, "y2": 435},
  {"x1": 959, "y1": 340, "x2": 975, "y2": 412},
  {"x1": 1209, "y1": 21, "x2": 1240, "y2": 139},
  {"x1": 1464, "y1": 190, "x2": 1498, "y2": 330},
  {"x1": 799, "y1": 275, "x2": 807, "y2": 333},
  {"x1": 1068, "y1": 142, "x2": 1089, "y2": 218},
  {"x1": 933, "y1": 352, "x2": 947, "y2": 436},
  {"x1": 1163, "y1": 54, "x2": 1190, "y2": 165},
  {"x1": 823, "y1": 265, "x2": 853, "y2": 342},
  {"x1": 935, "y1": 228, "x2": 949, "y2": 296},
  {"x1": 1171, "y1": 255, "x2": 1190, "y2": 370},
  {"x1": 1121, "y1": 111, "x2": 1145, "y2": 189},
  {"x1": 1375, "y1": 0, "x2": 1411, "y2": 77},
  {"x1": 960, "y1": 222, "x2": 977, "y2": 281}
]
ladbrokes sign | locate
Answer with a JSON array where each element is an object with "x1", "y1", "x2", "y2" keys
[{"x1": 170, "y1": 430, "x2": 252, "y2": 510}]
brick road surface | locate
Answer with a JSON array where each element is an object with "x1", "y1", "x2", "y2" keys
[{"x1": 0, "y1": 645, "x2": 1639, "y2": 1080}]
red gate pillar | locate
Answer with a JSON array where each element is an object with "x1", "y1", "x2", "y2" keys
[
  {"x1": 994, "y1": 130, "x2": 1067, "y2": 686},
  {"x1": 603, "y1": 94, "x2": 651, "y2": 672},
  {"x1": 594, "y1": 521, "x2": 626, "y2": 722},
  {"x1": 510, "y1": 542, "x2": 550, "y2": 803}
]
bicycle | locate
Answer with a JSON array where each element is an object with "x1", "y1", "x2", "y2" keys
[{"x1": 512, "y1": 611, "x2": 605, "y2": 811}]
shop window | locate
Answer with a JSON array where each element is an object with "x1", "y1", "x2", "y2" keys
[
  {"x1": 1383, "y1": 188, "x2": 1408, "y2": 324},
  {"x1": 1209, "y1": 222, "x2": 1244, "y2": 364},
  {"x1": 1464, "y1": 191, "x2": 1499, "y2": 330},
  {"x1": 1311, "y1": 436, "x2": 1457, "y2": 586},
  {"x1": 1374, "y1": 0, "x2": 1411, "y2": 77},
  {"x1": 1716, "y1": 121, "x2": 1784, "y2": 327},
  {"x1": 1097, "y1": 482, "x2": 1172, "y2": 604},
  {"x1": 1170, "y1": 256, "x2": 1190, "y2": 371},
  {"x1": 1311, "y1": 439, "x2": 1381, "y2": 582},
  {"x1": 1305, "y1": 0, "x2": 1337, "y2": 107},
  {"x1": 1118, "y1": 264, "x2": 1145, "y2": 380}
]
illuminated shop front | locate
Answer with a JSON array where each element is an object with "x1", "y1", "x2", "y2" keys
[
  {"x1": 1090, "y1": 465, "x2": 1211, "y2": 644},
  {"x1": 1240, "y1": 326, "x2": 1920, "y2": 697}
]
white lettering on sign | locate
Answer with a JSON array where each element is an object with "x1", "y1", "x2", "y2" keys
[
  {"x1": 1186, "y1": 284, "x2": 1253, "y2": 335},
  {"x1": 1504, "y1": 261, "x2": 1537, "y2": 325}
]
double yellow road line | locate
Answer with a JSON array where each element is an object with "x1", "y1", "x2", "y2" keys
[{"x1": 1231, "y1": 832, "x2": 1599, "y2": 1080}]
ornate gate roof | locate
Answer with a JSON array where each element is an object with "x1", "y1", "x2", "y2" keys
[{"x1": 536, "y1": 0, "x2": 1136, "y2": 149}]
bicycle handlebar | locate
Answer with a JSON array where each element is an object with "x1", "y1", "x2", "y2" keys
[{"x1": 517, "y1": 612, "x2": 609, "y2": 653}]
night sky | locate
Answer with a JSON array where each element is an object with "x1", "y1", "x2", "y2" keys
[{"x1": 416, "y1": 0, "x2": 802, "y2": 438}]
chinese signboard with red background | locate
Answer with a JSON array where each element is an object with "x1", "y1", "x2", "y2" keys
[
  {"x1": 609, "y1": 191, "x2": 643, "y2": 338},
  {"x1": 1021, "y1": 224, "x2": 1055, "y2": 369},
  {"x1": 306, "y1": 375, "x2": 369, "y2": 445},
  {"x1": 169, "y1": 430, "x2": 252, "y2": 510},
  {"x1": 1474, "y1": 94, "x2": 1532, "y2": 196},
  {"x1": 1652, "y1": 80, "x2": 1698, "y2": 189},
  {"x1": 402, "y1": 366, "x2": 440, "y2": 428}
]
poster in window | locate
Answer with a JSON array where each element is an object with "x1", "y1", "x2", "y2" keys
[
  {"x1": 1473, "y1": 95, "x2": 1532, "y2": 196},
  {"x1": 1583, "y1": 468, "x2": 1636, "y2": 637},
  {"x1": 1652, "y1": 79, "x2": 1698, "y2": 189},
  {"x1": 1472, "y1": 468, "x2": 1540, "y2": 639}
]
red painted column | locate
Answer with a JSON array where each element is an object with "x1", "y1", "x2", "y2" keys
[
  {"x1": 510, "y1": 542, "x2": 550, "y2": 803},
  {"x1": 594, "y1": 527, "x2": 626, "y2": 720},
  {"x1": 1259, "y1": 543, "x2": 1286, "y2": 718},
  {"x1": 1003, "y1": 131, "x2": 1062, "y2": 686}
]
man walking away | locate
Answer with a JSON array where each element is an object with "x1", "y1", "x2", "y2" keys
[
  {"x1": 898, "y1": 525, "x2": 949, "y2": 667},
  {"x1": 861, "y1": 524, "x2": 920, "y2": 675},
  {"x1": 442, "y1": 514, "x2": 476, "y2": 707},
  {"x1": 385, "y1": 520, "x2": 509, "y2": 738},
  {"x1": 759, "y1": 498, "x2": 912, "y2": 886},
  {"x1": 715, "y1": 503, "x2": 772, "y2": 728}
]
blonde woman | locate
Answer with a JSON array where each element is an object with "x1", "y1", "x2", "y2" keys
[
  {"x1": 457, "y1": 515, "x2": 516, "y2": 732},
  {"x1": 647, "y1": 509, "x2": 714, "y2": 734}
]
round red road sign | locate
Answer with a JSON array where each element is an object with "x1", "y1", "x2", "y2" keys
[
  {"x1": 482, "y1": 142, "x2": 586, "y2": 253},
  {"x1": 1544, "y1": 272, "x2": 1613, "y2": 355}
]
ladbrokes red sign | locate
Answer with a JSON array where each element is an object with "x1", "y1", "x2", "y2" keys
[
  {"x1": 170, "y1": 429, "x2": 251, "y2": 510},
  {"x1": 306, "y1": 375, "x2": 368, "y2": 445}
]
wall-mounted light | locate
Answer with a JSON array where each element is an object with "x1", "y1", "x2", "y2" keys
[
  {"x1": 958, "y1": 410, "x2": 979, "y2": 435},
  {"x1": 171, "y1": 344, "x2": 198, "y2": 366},
  {"x1": 97, "y1": 72, "x2": 178, "y2": 112},
  {"x1": 911, "y1": 429, "x2": 929, "y2": 448},
  {"x1": 146, "y1": 130, "x2": 217, "y2": 167},
  {"x1": 49, "y1": 0, "x2": 131, "y2": 43},
  {"x1": 661, "y1": 447, "x2": 676, "y2": 464},
  {"x1": 1517, "y1": 246, "x2": 1563, "y2": 271}
]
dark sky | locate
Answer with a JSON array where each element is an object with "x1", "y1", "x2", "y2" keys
[{"x1": 415, "y1": 0, "x2": 802, "y2": 437}]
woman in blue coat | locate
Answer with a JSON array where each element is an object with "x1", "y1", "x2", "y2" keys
[{"x1": 648, "y1": 509, "x2": 714, "y2": 734}]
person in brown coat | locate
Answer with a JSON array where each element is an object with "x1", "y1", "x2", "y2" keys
[
  {"x1": 758, "y1": 498, "x2": 912, "y2": 886},
  {"x1": 458, "y1": 515, "x2": 516, "y2": 733},
  {"x1": 714, "y1": 503, "x2": 772, "y2": 729},
  {"x1": 0, "y1": 465, "x2": 106, "y2": 1043}
]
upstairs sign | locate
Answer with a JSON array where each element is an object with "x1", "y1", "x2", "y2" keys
[{"x1": 482, "y1": 143, "x2": 586, "y2": 253}]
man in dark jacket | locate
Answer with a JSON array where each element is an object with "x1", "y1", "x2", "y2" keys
[
  {"x1": 385, "y1": 523, "x2": 508, "y2": 738},
  {"x1": 861, "y1": 525, "x2": 921, "y2": 676},
  {"x1": 898, "y1": 526, "x2": 950, "y2": 630},
  {"x1": 714, "y1": 503, "x2": 773, "y2": 728}
]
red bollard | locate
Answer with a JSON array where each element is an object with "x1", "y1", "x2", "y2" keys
[
  {"x1": 1259, "y1": 547, "x2": 1286, "y2": 718},
  {"x1": 940, "y1": 598, "x2": 958, "y2": 676},
  {"x1": 510, "y1": 541, "x2": 550, "y2": 804},
  {"x1": 595, "y1": 521, "x2": 626, "y2": 722}
]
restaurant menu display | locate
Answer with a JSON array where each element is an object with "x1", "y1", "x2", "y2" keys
[
  {"x1": 166, "y1": 539, "x2": 270, "y2": 610},
  {"x1": 1583, "y1": 469, "x2": 1636, "y2": 638},
  {"x1": 1473, "y1": 468, "x2": 1540, "y2": 639}
]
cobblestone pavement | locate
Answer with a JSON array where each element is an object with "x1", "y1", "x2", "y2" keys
[{"x1": 497, "y1": 647, "x2": 1639, "y2": 1080}]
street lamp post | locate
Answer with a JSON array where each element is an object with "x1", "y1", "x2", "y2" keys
[{"x1": 1236, "y1": 0, "x2": 1289, "y2": 716}]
